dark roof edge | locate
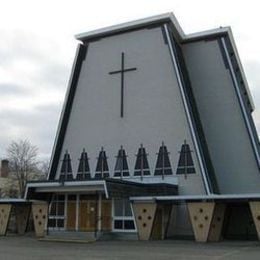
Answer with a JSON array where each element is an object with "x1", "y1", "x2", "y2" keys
[
  {"x1": 75, "y1": 13, "x2": 254, "y2": 110},
  {"x1": 75, "y1": 13, "x2": 185, "y2": 42},
  {"x1": 47, "y1": 44, "x2": 87, "y2": 180}
]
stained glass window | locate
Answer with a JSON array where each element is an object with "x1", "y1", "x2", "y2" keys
[
  {"x1": 76, "y1": 149, "x2": 91, "y2": 180},
  {"x1": 134, "y1": 144, "x2": 150, "y2": 177},
  {"x1": 114, "y1": 146, "x2": 129, "y2": 177},
  {"x1": 154, "y1": 142, "x2": 173, "y2": 177},
  {"x1": 176, "y1": 141, "x2": 196, "y2": 175},
  {"x1": 94, "y1": 147, "x2": 109, "y2": 179},
  {"x1": 59, "y1": 151, "x2": 74, "y2": 181}
]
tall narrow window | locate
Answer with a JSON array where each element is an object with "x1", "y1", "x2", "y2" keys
[
  {"x1": 94, "y1": 147, "x2": 109, "y2": 179},
  {"x1": 76, "y1": 149, "x2": 91, "y2": 180},
  {"x1": 134, "y1": 144, "x2": 150, "y2": 178},
  {"x1": 114, "y1": 146, "x2": 129, "y2": 177},
  {"x1": 60, "y1": 150, "x2": 74, "y2": 181},
  {"x1": 154, "y1": 142, "x2": 173, "y2": 178},
  {"x1": 113, "y1": 199, "x2": 135, "y2": 231},
  {"x1": 48, "y1": 194, "x2": 65, "y2": 230},
  {"x1": 176, "y1": 140, "x2": 196, "y2": 177}
]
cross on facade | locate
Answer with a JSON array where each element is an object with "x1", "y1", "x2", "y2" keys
[{"x1": 109, "y1": 52, "x2": 137, "y2": 117}]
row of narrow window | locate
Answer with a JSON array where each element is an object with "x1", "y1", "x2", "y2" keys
[{"x1": 59, "y1": 141, "x2": 195, "y2": 181}]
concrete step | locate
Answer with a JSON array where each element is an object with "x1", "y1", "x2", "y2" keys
[{"x1": 43, "y1": 231, "x2": 97, "y2": 242}]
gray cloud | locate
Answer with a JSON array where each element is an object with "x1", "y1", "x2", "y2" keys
[
  {"x1": 0, "y1": 103, "x2": 62, "y2": 160},
  {"x1": 0, "y1": 83, "x2": 29, "y2": 96}
]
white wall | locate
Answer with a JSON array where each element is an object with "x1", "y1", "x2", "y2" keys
[
  {"x1": 56, "y1": 27, "x2": 206, "y2": 195},
  {"x1": 183, "y1": 39, "x2": 260, "y2": 194}
]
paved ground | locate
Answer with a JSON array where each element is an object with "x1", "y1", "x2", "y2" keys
[{"x1": 1, "y1": 236, "x2": 260, "y2": 260}]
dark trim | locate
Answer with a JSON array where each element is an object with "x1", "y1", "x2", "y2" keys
[
  {"x1": 182, "y1": 32, "x2": 228, "y2": 44},
  {"x1": 48, "y1": 44, "x2": 88, "y2": 180},
  {"x1": 166, "y1": 23, "x2": 219, "y2": 193},
  {"x1": 218, "y1": 38, "x2": 229, "y2": 69},
  {"x1": 80, "y1": 20, "x2": 169, "y2": 43},
  {"x1": 161, "y1": 25, "x2": 168, "y2": 45},
  {"x1": 220, "y1": 37, "x2": 260, "y2": 168}
]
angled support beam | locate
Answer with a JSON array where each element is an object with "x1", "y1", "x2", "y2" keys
[
  {"x1": 151, "y1": 204, "x2": 172, "y2": 240},
  {"x1": 0, "y1": 204, "x2": 12, "y2": 236},
  {"x1": 249, "y1": 201, "x2": 260, "y2": 240},
  {"x1": 208, "y1": 203, "x2": 226, "y2": 242},
  {"x1": 132, "y1": 202, "x2": 157, "y2": 240},
  {"x1": 15, "y1": 204, "x2": 31, "y2": 235},
  {"x1": 32, "y1": 201, "x2": 48, "y2": 238},
  {"x1": 187, "y1": 202, "x2": 215, "y2": 242}
]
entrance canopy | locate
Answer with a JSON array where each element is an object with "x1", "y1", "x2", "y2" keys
[
  {"x1": 130, "y1": 193, "x2": 260, "y2": 203},
  {"x1": 25, "y1": 178, "x2": 178, "y2": 200}
]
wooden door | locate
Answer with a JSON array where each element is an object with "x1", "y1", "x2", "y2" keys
[
  {"x1": 101, "y1": 200, "x2": 112, "y2": 231},
  {"x1": 87, "y1": 201, "x2": 97, "y2": 231},
  {"x1": 79, "y1": 200, "x2": 88, "y2": 231},
  {"x1": 79, "y1": 200, "x2": 97, "y2": 231},
  {"x1": 67, "y1": 201, "x2": 76, "y2": 230}
]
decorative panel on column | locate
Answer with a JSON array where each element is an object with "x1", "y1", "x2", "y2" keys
[
  {"x1": 187, "y1": 202, "x2": 215, "y2": 242},
  {"x1": 132, "y1": 202, "x2": 157, "y2": 240},
  {"x1": 32, "y1": 202, "x2": 48, "y2": 238},
  {"x1": 249, "y1": 201, "x2": 260, "y2": 240},
  {"x1": 0, "y1": 204, "x2": 12, "y2": 236}
]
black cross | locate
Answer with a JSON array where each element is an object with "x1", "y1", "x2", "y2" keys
[{"x1": 109, "y1": 52, "x2": 137, "y2": 117}]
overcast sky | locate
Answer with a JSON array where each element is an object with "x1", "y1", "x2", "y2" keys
[{"x1": 0, "y1": 0, "x2": 260, "y2": 160}]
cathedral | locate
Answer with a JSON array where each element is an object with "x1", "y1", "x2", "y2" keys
[{"x1": 1, "y1": 13, "x2": 260, "y2": 242}]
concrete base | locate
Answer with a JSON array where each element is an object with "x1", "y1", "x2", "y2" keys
[
  {"x1": 132, "y1": 202, "x2": 157, "y2": 240},
  {"x1": 0, "y1": 204, "x2": 12, "y2": 236},
  {"x1": 15, "y1": 205, "x2": 31, "y2": 235},
  {"x1": 32, "y1": 202, "x2": 48, "y2": 238},
  {"x1": 187, "y1": 202, "x2": 215, "y2": 242}
]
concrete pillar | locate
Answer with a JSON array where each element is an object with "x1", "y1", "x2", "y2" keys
[
  {"x1": 187, "y1": 202, "x2": 215, "y2": 242},
  {"x1": 15, "y1": 204, "x2": 31, "y2": 235},
  {"x1": 132, "y1": 202, "x2": 157, "y2": 240},
  {"x1": 150, "y1": 204, "x2": 172, "y2": 240},
  {"x1": 97, "y1": 193, "x2": 102, "y2": 236},
  {"x1": 32, "y1": 201, "x2": 48, "y2": 238},
  {"x1": 0, "y1": 204, "x2": 12, "y2": 236},
  {"x1": 208, "y1": 204, "x2": 226, "y2": 242},
  {"x1": 249, "y1": 201, "x2": 260, "y2": 240}
]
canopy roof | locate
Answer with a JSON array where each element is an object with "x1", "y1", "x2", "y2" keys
[{"x1": 25, "y1": 178, "x2": 178, "y2": 199}]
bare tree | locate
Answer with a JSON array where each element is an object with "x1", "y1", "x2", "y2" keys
[
  {"x1": 7, "y1": 139, "x2": 39, "y2": 197},
  {"x1": 38, "y1": 159, "x2": 50, "y2": 179}
]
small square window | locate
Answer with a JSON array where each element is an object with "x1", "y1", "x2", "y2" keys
[
  {"x1": 57, "y1": 219, "x2": 64, "y2": 228},
  {"x1": 124, "y1": 220, "x2": 135, "y2": 230},
  {"x1": 114, "y1": 220, "x2": 123, "y2": 229},
  {"x1": 48, "y1": 219, "x2": 56, "y2": 227}
]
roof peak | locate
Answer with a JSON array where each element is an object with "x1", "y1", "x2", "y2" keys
[{"x1": 75, "y1": 12, "x2": 185, "y2": 42}]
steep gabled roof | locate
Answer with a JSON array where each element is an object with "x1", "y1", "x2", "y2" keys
[
  {"x1": 75, "y1": 13, "x2": 254, "y2": 110},
  {"x1": 47, "y1": 13, "x2": 255, "y2": 183}
]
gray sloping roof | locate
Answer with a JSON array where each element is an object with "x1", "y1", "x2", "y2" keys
[{"x1": 75, "y1": 13, "x2": 254, "y2": 110}]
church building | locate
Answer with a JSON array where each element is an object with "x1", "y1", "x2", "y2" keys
[{"x1": 1, "y1": 13, "x2": 260, "y2": 242}]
